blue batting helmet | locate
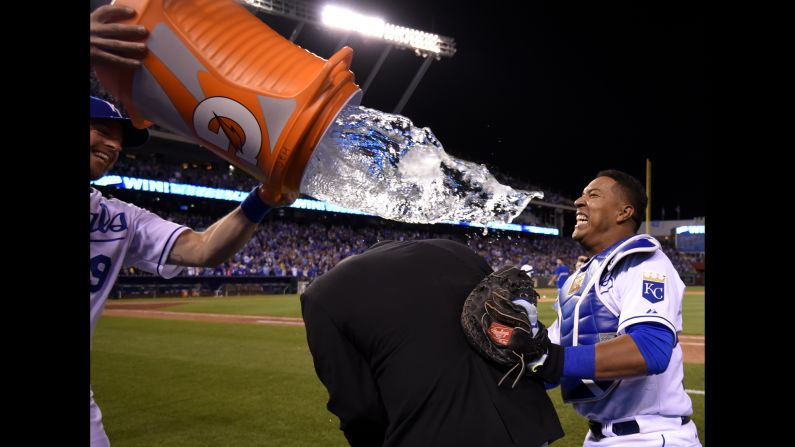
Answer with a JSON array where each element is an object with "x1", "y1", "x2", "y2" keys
[{"x1": 90, "y1": 96, "x2": 150, "y2": 148}]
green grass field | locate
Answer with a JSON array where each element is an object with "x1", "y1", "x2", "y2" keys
[
  {"x1": 93, "y1": 286, "x2": 705, "y2": 446},
  {"x1": 159, "y1": 295, "x2": 305, "y2": 318}
]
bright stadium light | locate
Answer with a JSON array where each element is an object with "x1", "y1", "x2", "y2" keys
[
  {"x1": 382, "y1": 23, "x2": 440, "y2": 53},
  {"x1": 321, "y1": 5, "x2": 385, "y2": 38},
  {"x1": 321, "y1": 4, "x2": 441, "y2": 54},
  {"x1": 242, "y1": 0, "x2": 455, "y2": 57}
]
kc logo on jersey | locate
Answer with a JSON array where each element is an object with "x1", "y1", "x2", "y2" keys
[{"x1": 642, "y1": 272, "x2": 666, "y2": 303}]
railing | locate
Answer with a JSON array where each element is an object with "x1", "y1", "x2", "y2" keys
[{"x1": 111, "y1": 275, "x2": 299, "y2": 298}]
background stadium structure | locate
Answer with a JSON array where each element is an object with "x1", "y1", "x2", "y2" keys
[{"x1": 89, "y1": 1, "x2": 704, "y2": 298}]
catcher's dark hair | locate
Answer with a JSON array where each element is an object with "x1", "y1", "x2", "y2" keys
[{"x1": 596, "y1": 169, "x2": 647, "y2": 232}]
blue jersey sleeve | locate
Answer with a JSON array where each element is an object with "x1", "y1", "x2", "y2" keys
[{"x1": 626, "y1": 322, "x2": 676, "y2": 375}]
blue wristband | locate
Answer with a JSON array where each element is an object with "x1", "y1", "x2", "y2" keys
[
  {"x1": 240, "y1": 186, "x2": 273, "y2": 223},
  {"x1": 563, "y1": 344, "x2": 596, "y2": 379}
]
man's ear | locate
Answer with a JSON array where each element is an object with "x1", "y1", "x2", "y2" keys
[{"x1": 617, "y1": 205, "x2": 635, "y2": 225}]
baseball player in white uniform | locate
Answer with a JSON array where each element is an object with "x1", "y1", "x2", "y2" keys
[
  {"x1": 529, "y1": 170, "x2": 701, "y2": 446},
  {"x1": 89, "y1": 94, "x2": 280, "y2": 446}
]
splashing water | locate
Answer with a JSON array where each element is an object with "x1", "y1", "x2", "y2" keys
[{"x1": 299, "y1": 105, "x2": 543, "y2": 225}]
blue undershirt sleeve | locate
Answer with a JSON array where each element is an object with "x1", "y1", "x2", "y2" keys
[{"x1": 626, "y1": 322, "x2": 676, "y2": 375}]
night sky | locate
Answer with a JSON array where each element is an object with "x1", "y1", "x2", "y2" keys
[{"x1": 259, "y1": 0, "x2": 708, "y2": 220}]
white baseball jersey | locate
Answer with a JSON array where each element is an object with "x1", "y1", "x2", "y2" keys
[
  {"x1": 90, "y1": 187, "x2": 188, "y2": 340},
  {"x1": 548, "y1": 235, "x2": 694, "y2": 422}
]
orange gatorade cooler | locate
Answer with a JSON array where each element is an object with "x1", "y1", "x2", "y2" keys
[{"x1": 94, "y1": 0, "x2": 361, "y2": 205}]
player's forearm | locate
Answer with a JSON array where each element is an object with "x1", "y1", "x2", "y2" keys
[
  {"x1": 168, "y1": 208, "x2": 259, "y2": 267},
  {"x1": 593, "y1": 335, "x2": 647, "y2": 378},
  {"x1": 554, "y1": 336, "x2": 646, "y2": 380},
  {"x1": 535, "y1": 331, "x2": 662, "y2": 382}
]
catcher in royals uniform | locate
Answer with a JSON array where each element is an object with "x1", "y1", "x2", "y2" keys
[
  {"x1": 526, "y1": 170, "x2": 701, "y2": 446},
  {"x1": 457, "y1": 171, "x2": 701, "y2": 446}
]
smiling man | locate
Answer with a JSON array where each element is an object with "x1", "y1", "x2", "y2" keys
[
  {"x1": 528, "y1": 170, "x2": 701, "y2": 446},
  {"x1": 90, "y1": 95, "x2": 283, "y2": 446}
]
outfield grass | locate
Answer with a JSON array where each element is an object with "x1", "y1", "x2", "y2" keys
[
  {"x1": 94, "y1": 314, "x2": 706, "y2": 446},
  {"x1": 682, "y1": 287, "x2": 705, "y2": 335},
  {"x1": 159, "y1": 295, "x2": 305, "y2": 318},
  {"x1": 92, "y1": 317, "x2": 348, "y2": 447}
]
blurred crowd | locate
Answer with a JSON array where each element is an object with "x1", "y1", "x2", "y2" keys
[
  {"x1": 111, "y1": 155, "x2": 260, "y2": 191},
  {"x1": 117, "y1": 212, "x2": 701, "y2": 282}
]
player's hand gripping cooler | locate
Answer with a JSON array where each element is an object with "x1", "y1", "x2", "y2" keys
[
  {"x1": 460, "y1": 266, "x2": 551, "y2": 388},
  {"x1": 94, "y1": 0, "x2": 361, "y2": 205}
]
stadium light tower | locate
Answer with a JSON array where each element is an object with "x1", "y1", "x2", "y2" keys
[
  {"x1": 242, "y1": 0, "x2": 456, "y2": 113},
  {"x1": 320, "y1": 5, "x2": 442, "y2": 54}
]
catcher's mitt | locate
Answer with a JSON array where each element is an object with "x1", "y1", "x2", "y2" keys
[{"x1": 461, "y1": 265, "x2": 550, "y2": 388}]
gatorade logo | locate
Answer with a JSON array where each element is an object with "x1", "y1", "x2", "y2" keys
[
  {"x1": 209, "y1": 113, "x2": 246, "y2": 154},
  {"x1": 193, "y1": 97, "x2": 262, "y2": 168}
]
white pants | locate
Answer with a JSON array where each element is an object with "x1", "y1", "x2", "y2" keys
[
  {"x1": 583, "y1": 419, "x2": 701, "y2": 447},
  {"x1": 90, "y1": 389, "x2": 110, "y2": 447}
]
